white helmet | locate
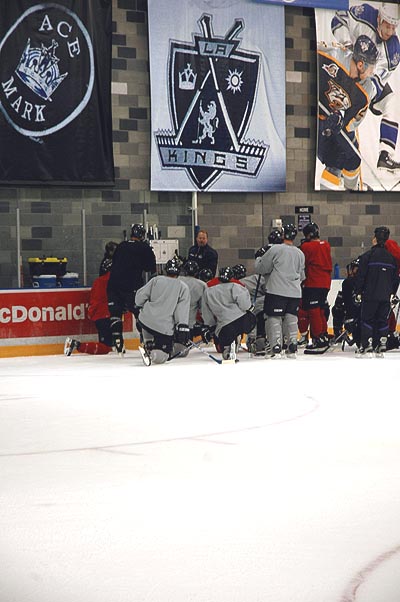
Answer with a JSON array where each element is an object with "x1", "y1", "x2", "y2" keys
[{"x1": 379, "y1": 3, "x2": 400, "y2": 27}]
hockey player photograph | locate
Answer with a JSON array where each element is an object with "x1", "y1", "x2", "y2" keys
[{"x1": 315, "y1": 2, "x2": 400, "y2": 192}]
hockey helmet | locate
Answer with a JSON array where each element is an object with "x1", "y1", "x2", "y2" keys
[
  {"x1": 302, "y1": 222, "x2": 320, "y2": 240},
  {"x1": 379, "y1": 3, "x2": 400, "y2": 27},
  {"x1": 352, "y1": 35, "x2": 378, "y2": 67},
  {"x1": 218, "y1": 266, "x2": 234, "y2": 283},
  {"x1": 198, "y1": 268, "x2": 213, "y2": 282},
  {"x1": 374, "y1": 226, "x2": 390, "y2": 245},
  {"x1": 283, "y1": 223, "x2": 297, "y2": 241},
  {"x1": 130, "y1": 223, "x2": 146, "y2": 240},
  {"x1": 165, "y1": 258, "x2": 181, "y2": 276},
  {"x1": 183, "y1": 260, "x2": 199, "y2": 277},
  {"x1": 268, "y1": 229, "x2": 283, "y2": 244},
  {"x1": 232, "y1": 264, "x2": 246, "y2": 279}
]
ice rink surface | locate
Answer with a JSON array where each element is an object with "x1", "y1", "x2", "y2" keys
[{"x1": 1, "y1": 345, "x2": 400, "y2": 602}]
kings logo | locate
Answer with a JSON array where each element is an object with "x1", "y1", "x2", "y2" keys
[
  {"x1": 155, "y1": 15, "x2": 268, "y2": 190},
  {"x1": 0, "y1": 4, "x2": 94, "y2": 138}
]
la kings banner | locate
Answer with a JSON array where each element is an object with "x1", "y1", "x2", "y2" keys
[
  {"x1": 148, "y1": 0, "x2": 286, "y2": 192},
  {"x1": 0, "y1": 1, "x2": 114, "y2": 186}
]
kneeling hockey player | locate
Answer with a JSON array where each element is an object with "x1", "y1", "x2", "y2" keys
[
  {"x1": 135, "y1": 258, "x2": 190, "y2": 365},
  {"x1": 201, "y1": 266, "x2": 256, "y2": 361}
]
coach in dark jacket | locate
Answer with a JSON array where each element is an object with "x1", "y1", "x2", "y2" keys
[
  {"x1": 354, "y1": 226, "x2": 399, "y2": 353},
  {"x1": 187, "y1": 229, "x2": 218, "y2": 277}
]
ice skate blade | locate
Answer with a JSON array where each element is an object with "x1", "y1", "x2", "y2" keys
[
  {"x1": 139, "y1": 346, "x2": 151, "y2": 366},
  {"x1": 221, "y1": 358, "x2": 238, "y2": 364}
]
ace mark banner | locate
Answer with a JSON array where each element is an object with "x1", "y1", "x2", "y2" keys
[
  {"x1": 148, "y1": 0, "x2": 286, "y2": 192},
  {"x1": 0, "y1": 0, "x2": 114, "y2": 186}
]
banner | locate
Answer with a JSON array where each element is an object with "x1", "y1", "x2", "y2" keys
[
  {"x1": 148, "y1": 0, "x2": 286, "y2": 192},
  {"x1": 0, "y1": 0, "x2": 114, "y2": 186},
  {"x1": 315, "y1": 2, "x2": 400, "y2": 192},
  {"x1": 255, "y1": 1, "x2": 349, "y2": 8},
  {"x1": 0, "y1": 288, "x2": 132, "y2": 339}
]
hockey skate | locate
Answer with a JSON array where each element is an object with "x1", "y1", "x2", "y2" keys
[
  {"x1": 64, "y1": 337, "x2": 80, "y2": 356},
  {"x1": 222, "y1": 341, "x2": 238, "y2": 363},
  {"x1": 374, "y1": 336, "x2": 387, "y2": 358},
  {"x1": 355, "y1": 338, "x2": 374, "y2": 357},
  {"x1": 265, "y1": 343, "x2": 283, "y2": 359},
  {"x1": 112, "y1": 335, "x2": 125, "y2": 357},
  {"x1": 303, "y1": 335, "x2": 330, "y2": 355},
  {"x1": 297, "y1": 333, "x2": 308, "y2": 347},
  {"x1": 138, "y1": 344, "x2": 151, "y2": 366},
  {"x1": 285, "y1": 342, "x2": 297, "y2": 359},
  {"x1": 377, "y1": 151, "x2": 400, "y2": 172}
]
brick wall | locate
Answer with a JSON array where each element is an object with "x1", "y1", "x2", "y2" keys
[{"x1": 0, "y1": 3, "x2": 398, "y2": 289}]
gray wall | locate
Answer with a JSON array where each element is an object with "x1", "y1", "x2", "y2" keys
[{"x1": 0, "y1": 2, "x2": 399, "y2": 289}]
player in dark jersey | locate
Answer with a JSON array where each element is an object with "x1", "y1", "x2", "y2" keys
[{"x1": 317, "y1": 34, "x2": 378, "y2": 191}]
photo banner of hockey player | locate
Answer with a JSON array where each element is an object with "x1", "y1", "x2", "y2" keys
[
  {"x1": 315, "y1": 2, "x2": 400, "y2": 192},
  {"x1": 254, "y1": 1, "x2": 349, "y2": 9},
  {"x1": 148, "y1": 0, "x2": 286, "y2": 192},
  {"x1": 0, "y1": 1, "x2": 114, "y2": 186}
]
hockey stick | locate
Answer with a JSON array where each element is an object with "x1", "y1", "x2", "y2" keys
[
  {"x1": 253, "y1": 274, "x2": 262, "y2": 304},
  {"x1": 188, "y1": 340, "x2": 223, "y2": 364}
]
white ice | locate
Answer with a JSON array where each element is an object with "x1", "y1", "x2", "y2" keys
[{"x1": 1, "y1": 346, "x2": 400, "y2": 602}]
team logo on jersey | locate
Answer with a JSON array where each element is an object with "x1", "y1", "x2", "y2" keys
[
  {"x1": 325, "y1": 80, "x2": 351, "y2": 111},
  {"x1": 155, "y1": 14, "x2": 267, "y2": 190},
  {"x1": 0, "y1": 4, "x2": 94, "y2": 138}
]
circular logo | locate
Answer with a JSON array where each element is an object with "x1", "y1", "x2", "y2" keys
[{"x1": 0, "y1": 3, "x2": 94, "y2": 137}]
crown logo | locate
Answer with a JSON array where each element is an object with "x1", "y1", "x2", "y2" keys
[
  {"x1": 16, "y1": 39, "x2": 68, "y2": 101},
  {"x1": 179, "y1": 63, "x2": 197, "y2": 90}
]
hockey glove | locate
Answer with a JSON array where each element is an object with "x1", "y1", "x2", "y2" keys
[
  {"x1": 255, "y1": 246, "x2": 267, "y2": 259},
  {"x1": 247, "y1": 305, "x2": 255, "y2": 314},
  {"x1": 175, "y1": 323, "x2": 190, "y2": 346},
  {"x1": 391, "y1": 294, "x2": 400, "y2": 306},
  {"x1": 201, "y1": 326, "x2": 215, "y2": 344},
  {"x1": 322, "y1": 111, "x2": 344, "y2": 137}
]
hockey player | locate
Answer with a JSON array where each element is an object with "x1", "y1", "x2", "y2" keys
[
  {"x1": 300, "y1": 222, "x2": 333, "y2": 354},
  {"x1": 107, "y1": 224, "x2": 156, "y2": 354},
  {"x1": 198, "y1": 268, "x2": 213, "y2": 283},
  {"x1": 176, "y1": 260, "x2": 207, "y2": 352},
  {"x1": 332, "y1": 3, "x2": 400, "y2": 171},
  {"x1": 201, "y1": 267, "x2": 256, "y2": 360},
  {"x1": 318, "y1": 34, "x2": 378, "y2": 190},
  {"x1": 354, "y1": 226, "x2": 399, "y2": 354},
  {"x1": 135, "y1": 258, "x2": 190, "y2": 365},
  {"x1": 99, "y1": 241, "x2": 118, "y2": 276},
  {"x1": 255, "y1": 224, "x2": 305, "y2": 358},
  {"x1": 331, "y1": 258, "x2": 361, "y2": 347},
  {"x1": 233, "y1": 264, "x2": 266, "y2": 355},
  {"x1": 65, "y1": 266, "x2": 114, "y2": 357}
]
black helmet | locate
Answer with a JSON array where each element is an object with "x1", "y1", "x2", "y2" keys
[
  {"x1": 232, "y1": 264, "x2": 246, "y2": 279},
  {"x1": 302, "y1": 222, "x2": 320, "y2": 240},
  {"x1": 183, "y1": 260, "x2": 199, "y2": 277},
  {"x1": 131, "y1": 223, "x2": 146, "y2": 240},
  {"x1": 218, "y1": 266, "x2": 234, "y2": 283},
  {"x1": 268, "y1": 229, "x2": 283, "y2": 245},
  {"x1": 165, "y1": 258, "x2": 180, "y2": 276},
  {"x1": 374, "y1": 226, "x2": 390, "y2": 245},
  {"x1": 198, "y1": 268, "x2": 213, "y2": 282},
  {"x1": 283, "y1": 224, "x2": 297, "y2": 241},
  {"x1": 353, "y1": 35, "x2": 379, "y2": 67}
]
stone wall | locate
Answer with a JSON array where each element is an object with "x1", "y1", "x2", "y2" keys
[{"x1": 0, "y1": 2, "x2": 398, "y2": 289}]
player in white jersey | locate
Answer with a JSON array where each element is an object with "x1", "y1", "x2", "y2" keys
[{"x1": 332, "y1": 3, "x2": 400, "y2": 170}]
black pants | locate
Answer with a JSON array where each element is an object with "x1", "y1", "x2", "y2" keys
[
  {"x1": 214, "y1": 312, "x2": 256, "y2": 348},
  {"x1": 107, "y1": 288, "x2": 138, "y2": 338},
  {"x1": 95, "y1": 318, "x2": 113, "y2": 347},
  {"x1": 360, "y1": 300, "x2": 390, "y2": 348}
]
